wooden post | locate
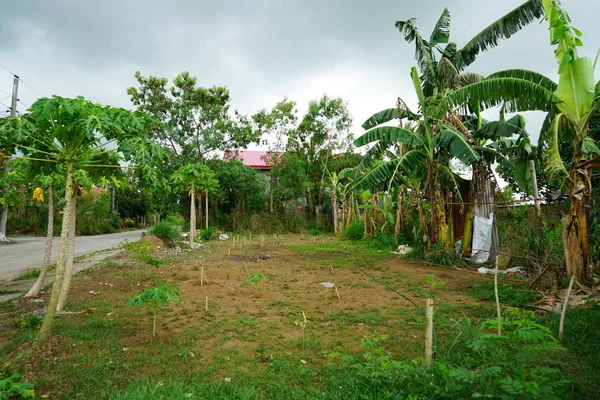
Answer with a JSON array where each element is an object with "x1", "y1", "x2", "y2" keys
[
  {"x1": 205, "y1": 296, "x2": 208, "y2": 312},
  {"x1": 425, "y1": 298, "x2": 434, "y2": 366},
  {"x1": 201, "y1": 267, "x2": 204, "y2": 286},
  {"x1": 559, "y1": 274, "x2": 575, "y2": 341},
  {"x1": 494, "y1": 256, "x2": 502, "y2": 336},
  {"x1": 334, "y1": 286, "x2": 341, "y2": 300}
]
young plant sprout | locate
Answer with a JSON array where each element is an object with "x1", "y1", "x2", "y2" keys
[{"x1": 127, "y1": 281, "x2": 180, "y2": 337}]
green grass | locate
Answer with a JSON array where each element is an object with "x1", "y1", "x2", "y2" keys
[
  {"x1": 11, "y1": 269, "x2": 41, "y2": 281},
  {"x1": 468, "y1": 278, "x2": 539, "y2": 307}
]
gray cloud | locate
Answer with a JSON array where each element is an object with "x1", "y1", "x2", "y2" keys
[{"x1": 0, "y1": 0, "x2": 598, "y2": 140}]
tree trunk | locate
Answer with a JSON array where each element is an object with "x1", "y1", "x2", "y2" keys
[
  {"x1": 25, "y1": 185, "x2": 54, "y2": 298},
  {"x1": 563, "y1": 167, "x2": 591, "y2": 282},
  {"x1": 434, "y1": 189, "x2": 452, "y2": 250},
  {"x1": 205, "y1": 192, "x2": 209, "y2": 229},
  {"x1": 57, "y1": 186, "x2": 78, "y2": 312},
  {"x1": 270, "y1": 174, "x2": 274, "y2": 213},
  {"x1": 332, "y1": 188, "x2": 338, "y2": 234},
  {"x1": 394, "y1": 188, "x2": 404, "y2": 240},
  {"x1": 0, "y1": 163, "x2": 9, "y2": 241},
  {"x1": 38, "y1": 163, "x2": 74, "y2": 343},
  {"x1": 363, "y1": 206, "x2": 368, "y2": 237},
  {"x1": 415, "y1": 188, "x2": 430, "y2": 250},
  {"x1": 190, "y1": 183, "x2": 195, "y2": 249}
]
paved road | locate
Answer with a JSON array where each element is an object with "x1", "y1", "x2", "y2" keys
[{"x1": 0, "y1": 230, "x2": 145, "y2": 281}]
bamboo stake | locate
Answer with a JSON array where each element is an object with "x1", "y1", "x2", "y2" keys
[
  {"x1": 205, "y1": 296, "x2": 208, "y2": 312},
  {"x1": 559, "y1": 274, "x2": 575, "y2": 341},
  {"x1": 494, "y1": 256, "x2": 502, "y2": 336},
  {"x1": 249, "y1": 233, "x2": 252, "y2": 243},
  {"x1": 425, "y1": 298, "x2": 433, "y2": 366},
  {"x1": 330, "y1": 266, "x2": 335, "y2": 275},
  {"x1": 334, "y1": 286, "x2": 341, "y2": 300},
  {"x1": 228, "y1": 247, "x2": 231, "y2": 256},
  {"x1": 200, "y1": 267, "x2": 208, "y2": 285},
  {"x1": 244, "y1": 264, "x2": 250, "y2": 274}
]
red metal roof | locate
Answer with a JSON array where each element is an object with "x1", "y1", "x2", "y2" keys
[{"x1": 223, "y1": 150, "x2": 282, "y2": 170}]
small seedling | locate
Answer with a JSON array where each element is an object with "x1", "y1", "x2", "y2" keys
[
  {"x1": 247, "y1": 273, "x2": 266, "y2": 283},
  {"x1": 127, "y1": 281, "x2": 180, "y2": 337}
]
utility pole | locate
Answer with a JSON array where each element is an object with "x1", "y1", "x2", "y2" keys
[{"x1": 0, "y1": 75, "x2": 19, "y2": 241}]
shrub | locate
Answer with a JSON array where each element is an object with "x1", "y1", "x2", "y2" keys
[
  {"x1": 11, "y1": 314, "x2": 42, "y2": 330},
  {"x1": 339, "y1": 220, "x2": 363, "y2": 240},
  {"x1": 148, "y1": 221, "x2": 180, "y2": 246},
  {"x1": 366, "y1": 233, "x2": 397, "y2": 250},
  {"x1": 200, "y1": 226, "x2": 215, "y2": 241},
  {"x1": 424, "y1": 247, "x2": 463, "y2": 267},
  {"x1": 122, "y1": 240, "x2": 160, "y2": 266},
  {"x1": 0, "y1": 364, "x2": 34, "y2": 399},
  {"x1": 333, "y1": 309, "x2": 568, "y2": 399}
]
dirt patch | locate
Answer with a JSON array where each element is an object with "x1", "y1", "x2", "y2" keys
[
  {"x1": 139, "y1": 235, "x2": 166, "y2": 249},
  {"x1": 230, "y1": 254, "x2": 273, "y2": 262}
]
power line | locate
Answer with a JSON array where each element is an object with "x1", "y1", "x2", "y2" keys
[
  {"x1": 17, "y1": 76, "x2": 42, "y2": 98},
  {"x1": 0, "y1": 62, "x2": 43, "y2": 98},
  {"x1": 0, "y1": 88, "x2": 10, "y2": 96}
]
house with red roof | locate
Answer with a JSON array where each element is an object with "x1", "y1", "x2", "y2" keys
[{"x1": 222, "y1": 150, "x2": 282, "y2": 171}]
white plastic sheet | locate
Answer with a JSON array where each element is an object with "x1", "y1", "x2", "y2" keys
[{"x1": 471, "y1": 212, "x2": 494, "y2": 263}]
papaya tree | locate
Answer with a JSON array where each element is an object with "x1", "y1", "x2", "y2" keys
[
  {"x1": 172, "y1": 164, "x2": 218, "y2": 248},
  {"x1": 25, "y1": 171, "x2": 64, "y2": 298},
  {"x1": 3, "y1": 96, "x2": 155, "y2": 342}
]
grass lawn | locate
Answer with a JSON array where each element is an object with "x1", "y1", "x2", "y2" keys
[{"x1": 1, "y1": 234, "x2": 598, "y2": 399}]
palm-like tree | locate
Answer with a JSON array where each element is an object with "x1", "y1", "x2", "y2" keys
[
  {"x1": 439, "y1": 0, "x2": 599, "y2": 282},
  {"x1": 1, "y1": 96, "x2": 155, "y2": 342},
  {"x1": 355, "y1": 67, "x2": 479, "y2": 250},
  {"x1": 172, "y1": 164, "x2": 218, "y2": 248}
]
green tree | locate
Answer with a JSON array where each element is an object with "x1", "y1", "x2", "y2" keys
[
  {"x1": 439, "y1": 0, "x2": 599, "y2": 282},
  {"x1": 286, "y1": 95, "x2": 353, "y2": 222},
  {"x1": 213, "y1": 160, "x2": 268, "y2": 229},
  {"x1": 2, "y1": 96, "x2": 155, "y2": 342},
  {"x1": 172, "y1": 164, "x2": 218, "y2": 248},
  {"x1": 127, "y1": 71, "x2": 261, "y2": 165}
]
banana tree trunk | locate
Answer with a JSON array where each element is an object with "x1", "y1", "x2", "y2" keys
[
  {"x1": 25, "y1": 185, "x2": 54, "y2": 298},
  {"x1": 332, "y1": 188, "x2": 338, "y2": 234},
  {"x1": 190, "y1": 183, "x2": 195, "y2": 249},
  {"x1": 57, "y1": 185, "x2": 78, "y2": 312},
  {"x1": 394, "y1": 188, "x2": 405, "y2": 240},
  {"x1": 434, "y1": 189, "x2": 452, "y2": 250},
  {"x1": 205, "y1": 192, "x2": 208, "y2": 229},
  {"x1": 461, "y1": 205, "x2": 474, "y2": 255},
  {"x1": 415, "y1": 190, "x2": 430, "y2": 250},
  {"x1": 38, "y1": 163, "x2": 74, "y2": 343},
  {"x1": 563, "y1": 166, "x2": 591, "y2": 282}
]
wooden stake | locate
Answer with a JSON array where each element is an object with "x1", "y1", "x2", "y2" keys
[
  {"x1": 334, "y1": 286, "x2": 340, "y2": 300},
  {"x1": 228, "y1": 247, "x2": 231, "y2": 256},
  {"x1": 330, "y1": 266, "x2": 335, "y2": 275},
  {"x1": 559, "y1": 274, "x2": 575, "y2": 341},
  {"x1": 425, "y1": 298, "x2": 434, "y2": 366},
  {"x1": 249, "y1": 233, "x2": 252, "y2": 243},
  {"x1": 200, "y1": 267, "x2": 208, "y2": 285},
  {"x1": 312, "y1": 237, "x2": 316, "y2": 242},
  {"x1": 494, "y1": 256, "x2": 502, "y2": 336},
  {"x1": 244, "y1": 264, "x2": 250, "y2": 274},
  {"x1": 205, "y1": 296, "x2": 208, "y2": 312}
]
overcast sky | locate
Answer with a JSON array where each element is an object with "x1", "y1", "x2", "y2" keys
[{"x1": 1, "y1": 0, "x2": 598, "y2": 146}]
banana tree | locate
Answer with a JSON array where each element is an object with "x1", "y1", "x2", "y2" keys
[
  {"x1": 438, "y1": 0, "x2": 599, "y2": 282},
  {"x1": 355, "y1": 67, "x2": 480, "y2": 250},
  {"x1": 172, "y1": 164, "x2": 218, "y2": 248},
  {"x1": 3, "y1": 96, "x2": 155, "y2": 342}
]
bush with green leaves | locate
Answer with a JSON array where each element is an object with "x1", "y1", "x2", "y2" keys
[
  {"x1": 11, "y1": 314, "x2": 42, "y2": 330},
  {"x1": 339, "y1": 220, "x2": 363, "y2": 240},
  {"x1": 126, "y1": 281, "x2": 180, "y2": 337},
  {"x1": 200, "y1": 226, "x2": 215, "y2": 241},
  {"x1": 247, "y1": 273, "x2": 266, "y2": 283},
  {"x1": 122, "y1": 240, "x2": 155, "y2": 264},
  {"x1": 148, "y1": 221, "x2": 181, "y2": 246},
  {"x1": 0, "y1": 364, "x2": 34, "y2": 399},
  {"x1": 332, "y1": 309, "x2": 568, "y2": 399}
]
